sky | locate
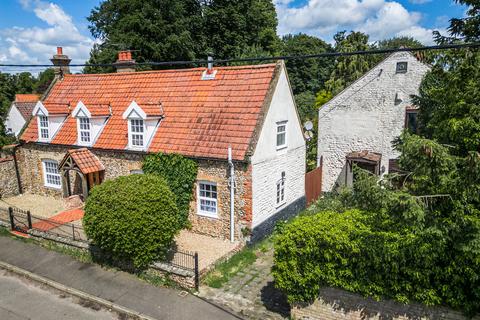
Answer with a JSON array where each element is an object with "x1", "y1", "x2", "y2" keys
[{"x1": 0, "y1": 0, "x2": 467, "y2": 73}]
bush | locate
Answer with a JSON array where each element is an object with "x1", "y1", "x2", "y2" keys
[
  {"x1": 83, "y1": 174, "x2": 180, "y2": 269},
  {"x1": 142, "y1": 153, "x2": 198, "y2": 228}
]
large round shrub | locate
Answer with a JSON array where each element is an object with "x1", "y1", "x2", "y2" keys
[{"x1": 83, "y1": 174, "x2": 180, "y2": 269}]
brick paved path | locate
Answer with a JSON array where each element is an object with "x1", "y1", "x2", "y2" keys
[{"x1": 199, "y1": 245, "x2": 290, "y2": 319}]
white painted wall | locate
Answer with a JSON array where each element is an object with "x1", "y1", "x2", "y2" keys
[
  {"x1": 317, "y1": 52, "x2": 430, "y2": 191},
  {"x1": 48, "y1": 116, "x2": 67, "y2": 141},
  {"x1": 5, "y1": 104, "x2": 26, "y2": 137},
  {"x1": 251, "y1": 65, "x2": 306, "y2": 228}
]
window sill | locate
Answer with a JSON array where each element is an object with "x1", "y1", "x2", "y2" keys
[
  {"x1": 196, "y1": 211, "x2": 218, "y2": 219},
  {"x1": 44, "y1": 184, "x2": 62, "y2": 190},
  {"x1": 276, "y1": 201, "x2": 286, "y2": 210},
  {"x1": 276, "y1": 145, "x2": 287, "y2": 151}
]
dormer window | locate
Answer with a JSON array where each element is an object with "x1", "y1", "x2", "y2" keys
[
  {"x1": 78, "y1": 118, "x2": 91, "y2": 144},
  {"x1": 130, "y1": 119, "x2": 145, "y2": 148},
  {"x1": 122, "y1": 100, "x2": 163, "y2": 151},
  {"x1": 39, "y1": 115, "x2": 49, "y2": 139}
]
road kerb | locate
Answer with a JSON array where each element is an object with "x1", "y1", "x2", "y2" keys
[{"x1": 0, "y1": 260, "x2": 158, "y2": 320}]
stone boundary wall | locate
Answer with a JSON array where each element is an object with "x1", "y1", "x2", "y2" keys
[
  {"x1": 291, "y1": 287, "x2": 480, "y2": 320},
  {"x1": 0, "y1": 157, "x2": 19, "y2": 198}
]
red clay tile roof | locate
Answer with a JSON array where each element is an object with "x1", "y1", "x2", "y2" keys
[
  {"x1": 43, "y1": 103, "x2": 70, "y2": 115},
  {"x1": 14, "y1": 102, "x2": 37, "y2": 121},
  {"x1": 347, "y1": 151, "x2": 382, "y2": 163},
  {"x1": 60, "y1": 148, "x2": 105, "y2": 174},
  {"x1": 21, "y1": 63, "x2": 279, "y2": 160},
  {"x1": 15, "y1": 94, "x2": 40, "y2": 103}
]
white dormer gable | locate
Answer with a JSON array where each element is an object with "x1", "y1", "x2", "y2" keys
[
  {"x1": 72, "y1": 101, "x2": 92, "y2": 118},
  {"x1": 122, "y1": 101, "x2": 147, "y2": 120},
  {"x1": 32, "y1": 101, "x2": 48, "y2": 116},
  {"x1": 122, "y1": 100, "x2": 161, "y2": 151},
  {"x1": 71, "y1": 101, "x2": 109, "y2": 147}
]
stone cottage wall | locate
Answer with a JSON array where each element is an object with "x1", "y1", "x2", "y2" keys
[
  {"x1": 16, "y1": 143, "x2": 250, "y2": 240},
  {"x1": 0, "y1": 156, "x2": 19, "y2": 198},
  {"x1": 291, "y1": 287, "x2": 480, "y2": 320}
]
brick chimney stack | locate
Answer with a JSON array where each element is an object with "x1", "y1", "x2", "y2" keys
[
  {"x1": 114, "y1": 51, "x2": 136, "y2": 73},
  {"x1": 50, "y1": 46, "x2": 71, "y2": 77}
]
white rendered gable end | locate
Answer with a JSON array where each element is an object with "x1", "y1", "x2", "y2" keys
[
  {"x1": 72, "y1": 101, "x2": 92, "y2": 118},
  {"x1": 122, "y1": 101, "x2": 147, "y2": 120}
]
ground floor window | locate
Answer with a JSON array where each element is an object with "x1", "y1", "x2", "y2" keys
[
  {"x1": 276, "y1": 172, "x2": 286, "y2": 206},
  {"x1": 197, "y1": 181, "x2": 217, "y2": 218},
  {"x1": 42, "y1": 159, "x2": 61, "y2": 189}
]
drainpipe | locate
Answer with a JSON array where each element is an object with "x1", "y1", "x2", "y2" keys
[{"x1": 228, "y1": 147, "x2": 235, "y2": 243}]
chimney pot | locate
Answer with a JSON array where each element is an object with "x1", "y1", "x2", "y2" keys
[
  {"x1": 57, "y1": 47, "x2": 63, "y2": 55},
  {"x1": 115, "y1": 50, "x2": 136, "y2": 72}
]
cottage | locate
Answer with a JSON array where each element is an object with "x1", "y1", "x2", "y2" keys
[
  {"x1": 317, "y1": 51, "x2": 430, "y2": 192},
  {"x1": 15, "y1": 48, "x2": 306, "y2": 242},
  {"x1": 5, "y1": 94, "x2": 40, "y2": 137}
]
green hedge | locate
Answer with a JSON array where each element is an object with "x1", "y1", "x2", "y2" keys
[
  {"x1": 142, "y1": 153, "x2": 198, "y2": 228},
  {"x1": 83, "y1": 174, "x2": 180, "y2": 269},
  {"x1": 272, "y1": 209, "x2": 480, "y2": 315}
]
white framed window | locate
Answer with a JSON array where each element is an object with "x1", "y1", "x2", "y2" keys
[
  {"x1": 129, "y1": 119, "x2": 145, "y2": 148},
  {"x1": 197, "y1": 181, "x2": 218, "y2": 218},
  {"x1": 276, "y1": 121, "x2": 287, "y2": 149},
  {"x1": 78, "y1": 117, "x2": 91, "y2": 144},
  {"x1": 39, "y1": 116, "x2": 49, "y2": 140},
  {"x1": 276, "y1": 172, "x2": 286, "y2": 206},
  {"x1": 42, "y1": 159, "x2": 61, "y2": 189}
]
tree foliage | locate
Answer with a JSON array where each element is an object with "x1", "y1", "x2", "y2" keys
[
  {"x1": 85, "y1": 0, "x2": 279, "y2": 72},
  {"x1": 280, "y1": 33, "x2": 333, "y2": 95},
  {"x1": 0, "y1": 69, "x2": 54, "y2": 147},
  {"x1": 142, "y1": 153, "x2": 198, "y2": 228},
  {"x1": 83, "y1": 174, "x2": 181, "y2": 269}
]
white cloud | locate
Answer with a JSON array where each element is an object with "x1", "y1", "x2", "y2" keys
[
  {"x1": 275, "y1": 0, "x2": 443, "y2": 44},
  {"x1": 409, "y1": 0, "x2": 432, "y2": 4},
  {"x1": 0, "y1": 1, "x2": 94, "y2": 74}
]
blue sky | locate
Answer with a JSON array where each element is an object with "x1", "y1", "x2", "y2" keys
[{"x1": 0, "y1": 0, "x2": 466, "y2": 72}]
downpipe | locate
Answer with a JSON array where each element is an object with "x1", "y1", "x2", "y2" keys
[{"x1": 228, "y1": 147, "x2": 235, "y2": 243}]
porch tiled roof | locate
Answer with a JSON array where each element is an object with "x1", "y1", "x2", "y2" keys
[
  {"x1": 63, "y1": 148, "x2": 105, "y2": 174},
  {"x1": 21, "y1": 63, "x2": 279, "y2": 161}
]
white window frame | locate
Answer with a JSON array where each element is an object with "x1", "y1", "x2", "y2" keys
[
  {"x1": 276, "y1": 121, "x2": 287, "y2": 150},
  {"x1": 276, "y1": 172, "x2": 286, "y2": 207},
  {"x1": 42, "y1": 159, "x2": 61, "y2": 189},
  {"x1": 128, "y1": 119, "x2": 145, "y2": 149},
  {"x1": 38, "y1": 115, "x2": 49, "y2": 141},
  {"x1": 197, "y1": 181, "x2": 218, "y2": 218},
  {"x1": 77, "y1": 117, "x2": 91, "y2": 145}
]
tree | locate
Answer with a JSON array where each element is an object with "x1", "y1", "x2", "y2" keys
[
  {"x1": 440, "y1": 0, "x2": 480, "y2": 42},
  {"x1": 280, "y1": 33, "x2": 333, "y2": 95},
  {"x1": 204, "y1": 0, "x2": 279, "y2": 59},
  {"x1": 377, "y1": 36, "x2": 423, "y2": 49},
  {"x1": 34, "y1": 68, "x2": 55, "y2": 94},
  {"x1": 83, "y1": 174, "x2": 181, "y2": 269},
  {"x1": 85, "y1": 0, "x2": 280, "y2": 72},
  {"x1": 85, "y1": 0, "x2": 205, "y2": 73},
  {"x1": 325, "y1": 31, "x2": 377, "y2": 95}
]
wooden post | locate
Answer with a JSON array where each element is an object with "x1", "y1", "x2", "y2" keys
[
  {"x1": 72, "y1": 224, "x2": 75, "y2": 241},
  {"x1": 27, "y1": 211, "x2": 32, "y2": 230},
  {"x1": 194, "y1": 252, "x2": 199, "y2": 291},
  {"x1": 8, "y1": 207, "x2": 14, "y2": 231}
]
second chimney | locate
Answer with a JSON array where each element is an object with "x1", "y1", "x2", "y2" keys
[
  {"x1": 50, "y1": 46, "x2": 71, "y2": 78},
  {"x1": 114, "y1": 51, "x2": 136, "y2": 73}
]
